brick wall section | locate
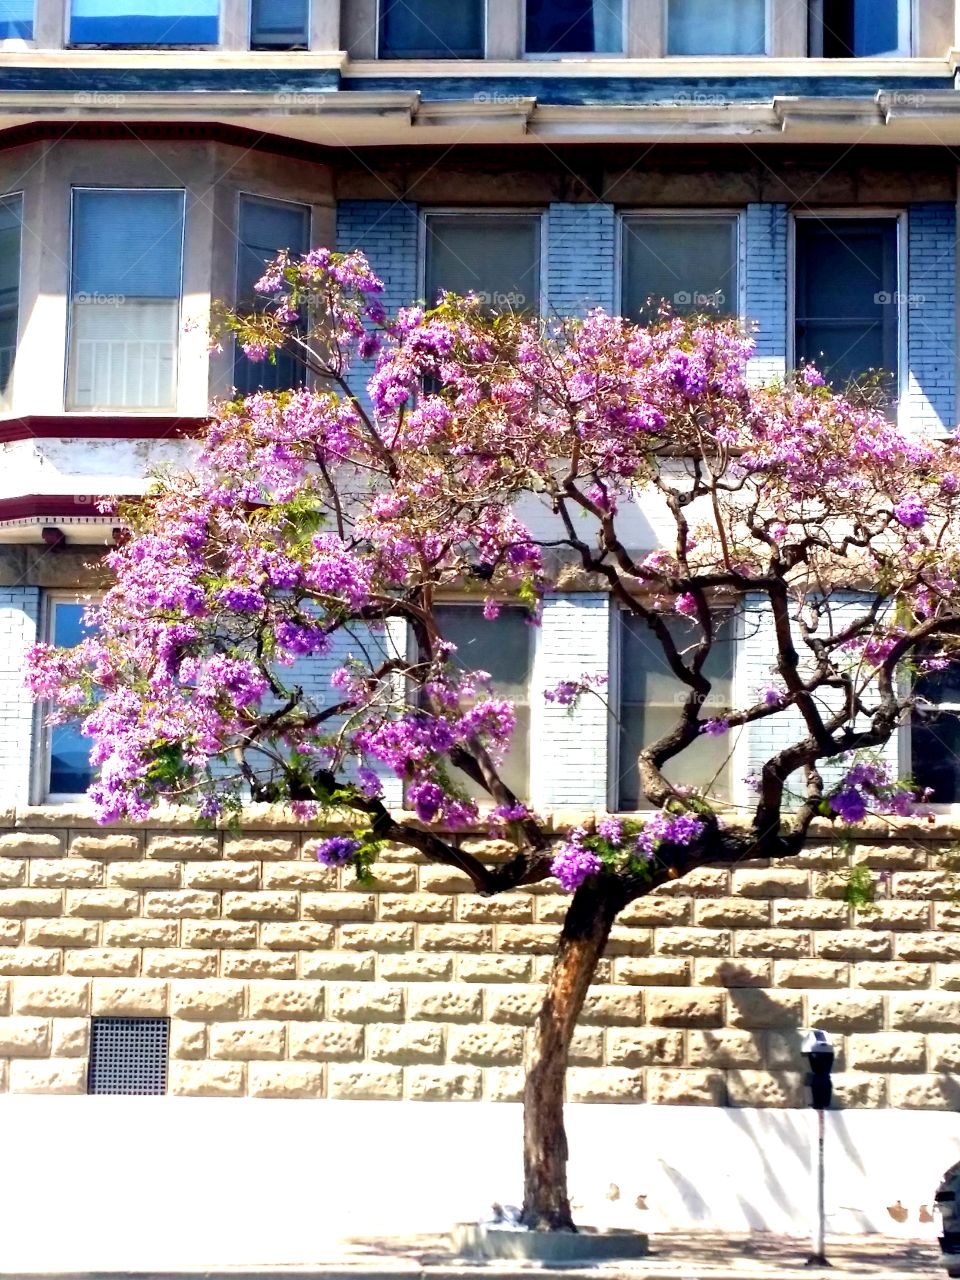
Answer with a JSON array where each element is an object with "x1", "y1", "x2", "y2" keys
[
  {"x1": 546, "y1": 203, "x2": 617, "y2": 316},
  {"x1": 906, "y1": 202, "x2": 957, "y2": 437},
  {"x1": 1, "y1": 814, "x2": 959, "y2": 1108},
  {"x1": 0, "y1": 589, "x2": 40, "y2": 808},
  {"x1": 745, "y1": 203, "x2": 788, "y2": 386}
]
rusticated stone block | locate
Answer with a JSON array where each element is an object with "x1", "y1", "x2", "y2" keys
[
  {"x1": 221, "y1": 952, "x2": 298, "y2": 980},
  {"x1": 657, "y1": 869, "x2": 728, "y2": 898},
  {"x1": 646, "y1": 1069, "x2": 725, "y2": 1105},
  {"x1": 222, "y1": 892, "x2": 297, "y2": 922},
  {"x1": 891, "y1": 873, "x2": 952, "y2": 900},
  {"x1": 581, "y1": 987, "x2": 644, "y2": 1025},
  {"x1": 405, "y1": 1066, "x2": 482, "y2": 1101},
  {"x1": 378, "y1": 954, "x2": 454, "y2": 982},
  {"x1": 457, "y1": 955, "x2": 534, "y2": 983},
  {"x1": 64, "y1": 949, "x2": 140, "y2": 977},
  {"x1": 618, "y1": 898, "x2": 691, "y2": 927},
  {"x1": 170, "y1": 1023, "x2": 206, "y2": 1060},
  {"x1": 0, "y1": 1017, "x2": 50, "y2": 1057},
  {"x1": 832, "y1": 1073, "x2": 887, "y2": 1108},
  {"x1": 727, "y1": 990, "x2": 803, "y2": 1029},
  {"x1": 182, "y1": 921, "x2": 257, "y2": 949},
  {"x1": 289, "y1": 1023, "x2": 364, "y2": 1061},
  {"x1": 897, "y1": 933, "x2": 960, "y2": 962},
  {"x1": 210, "y1": 1021, "x2": 286, "y2": 1061},
  {"x1": 892, "y1": 994, "x2": 960, "y2": 1031},
  {"x1": 736, "y1": 930, "x2": 811, "y2": 959},
  {"x1": 260, "y1": 923, "x2": 335, "y2": 951},
  {"x1": 408, "y1": 986, "x2": 483, "y2": 1023},
  {"x1": 847, "y1": 1033, "x2": 925, "y2": 1072},
  {"x1": 449, "y1": 1026, "x2": 524, "y2": 1065},
  {"x1": 328, "y1": 1064, "x2": 403, "y2": 1099},
  {"x1": 808, "y1": 993, "x2": 884, "y2": 1032},
  {"x1": 774, "y1": 901, "x2": 849, "y2": 929},
  {"x1": 457, "y1": 896, "x2": 533, "y2": 924},
  {"x1": 656, "y1": 929, "x2": 731, "y2": 957},
  {"x1": 10, "y1": 1059, "x2": 86, "y2": 1094},
  {"x1": 765, "y1": 1031, "x2": 841, "y2": 1072},
  {"x1": 485, "y1": 1067, "x2": 524, "y2": 1101},
  {"x1": 106, "y1": 863, "x2": 181, "y2": 889},
  {"x1": 569, "y1": 1028, "x2": 604, "y2": 1065},
  {"x1": 0, "y1": 920, "x2": 20, "y2": 945},
  {"x1": 103, "y1": 920, "x2": 178, "y2": 947},
  {"x1": 338, "y1": 922, "x2": 415, "y2": 952},
  {"x1": 731, "y1": 870, "x2": 809, "y2": 899},
  {"x1": 13, "y1": 978, "x2": 89, "y2": 1016},
  {"x1": 300, "y1": 953, "x2": 376, "y2": 981},
  {"x1": 144, "y1": 891, "x2": 219, "y2": 920},
  {"x1": 816, "y1": 931, "x2": 892, "y2": 960},
  {"x1": 852, "y1": 844, "x2": 926, "y2": 870},
  {"x1": 938, "y1": 966, "x2": 960, "y2": 991},
  {"x1": 0, "y1": 890, "x2": 62, "y2": 918},
  {"x1": 249, "y1": 1063, "x2": 325, "y2": 1098},
  {"x1": 377, "y1": 894, "x2": 454, "y2": 923},
  {"x1": 376, "y1": 841, "x2": 423, "y2": 865},
  {"x1": 858, "y1": 902, "x2": 930, "y2": 930},
  {"x1": 0, "y1": 833, "x2": 63, "y2": 858},
  {"x1": 687, "y1": 1030, "x2": 764, "y2": 1068},
  {"x1": 263, "y1": 862, "x2": 338, "y2": 890},
  {"x1": 813, "y1": 872, "x2": 855, "y2": 900},
  {"x1": 694, "y1": 959, "x2": 771, "y2": 988},
  {"x1": 169, "y1": 1062, "x2": 245, "y2": 1097},
  {"x1": 91, "y1": 979, "x2": 167, "y2": 1016},
  {"x1": 146, "y1": 835, "x2": 220, "y2": 862},
  {"x1": 420, "y1": 925, "x2": 494, "y2": 953},
  {"x1": 727, "y1": 1071, "x2": 805, "y2": 1108},
  {"x1": 0, "y1": 948, "x2": 61, "y2": 976},
  {"x1": 647, "y1": 991, "x2": 723, "y2": 1028},
  {"x1": 301, "y1": 893, "x2": 376, "y2": 922},
  {"x1": 30, "y1": 861, "x2": 101, "y2": 888},
  {"x1": 606, "y1": 1030, "x2": 684, "y2": 1067},
  {"x1": 927, "y1": 1036, "x2": 960, "y2": 1072},
  {"x1": 568, "y1": 1068, "x2": 644, "y2": 1102},
  {"x1": 936, "y1": 903, "x2": 960, "y2": 929},
  {"x1": 224, "y1": 836, "x2": 298, "y2": 861},
  {"x1": 496, "y1": 926, "x2": 562, "y2": 955},
  {"x1": 51, "y1": 1018, "x2": 90, "y2": 1058},
  {"x1": 603, "y1": 927, "x2": 654, "y2": 957},
  {"x1": 65, "y1": 889, "x2": 138, "y2": 920},
  {"x1": 484, "y1": 986, "x2": 541, "y2": 1025},
  {"x1": 171, "y1": 981, "x2": 245, "y2": 1022},
  {"x1": 183, "y1": 863, "x2": 260, "y2": 891},
  {"x1": 616, "y1": 958, "x2": 690, "y2": 986},
  {"x1": 533, "y1": 898, "x2": 568, "y2": 924},
  {"x1": 368, "y1": 1024, "x2": 445, "y2": 1064},
  {"x1": 772, "y1": 960, "x2": 849, "y2": 989},
  {"x1": 247, "y1": 981, "x2": 324, "y2": 1020},
  {"x1": 0, "y1": 980, "x2": 8, "y2": 1015},
  {"x1": 889, "y1": 1075, "x2": 960, "y2": 1109},
  {"x1": 856, "y1": 962, "x2": 930, "y2": 990},
  {"x1": 694, "y1": 899, "x2": 771, "y2": 928},
  {"x1": 142, "y1": 950, "x2": 218, "y2": 979},
  {"x1": 357, "y1": 866, "x2": 417, "y2": 893},
  {"x1": 69, "y1": 834, "x2": 141, "y2": 860}
]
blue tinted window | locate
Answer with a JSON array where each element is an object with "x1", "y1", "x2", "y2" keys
[
  {"x1": 251, "y1": 0, "x2": 308, "y2": 48},
  {"x1": 0, "y1": 196, "x2": 22, "y2": 408},
  {"x1": 0, "y1": 0, "x2": 32, "y2": 39},
  {"x1": 48, "y1": 604, "x2": 96, "y2": 796},
  {"x1": 380, "y1": 0, "x2": 483, "y2": 58},
  {"x1": 70, "y1": 1, "x2": 219, "y2": 46},
  {"x1": 235, "y1": 195, "x2": 310, "y2": 395}
]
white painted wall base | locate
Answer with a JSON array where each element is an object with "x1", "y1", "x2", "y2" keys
[{"x1": 0, "y1": 1100, "x2": 954, "y2": 1270}]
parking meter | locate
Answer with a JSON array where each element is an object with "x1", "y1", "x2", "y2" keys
[{"x1": 802, "y1": 1028, "x2": 835, "y2": 1110}]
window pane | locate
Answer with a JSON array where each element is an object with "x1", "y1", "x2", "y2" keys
[
  {"x1": 0, "y1": 196, "x2": 21, "y2": 409},
  {"x1": 813, "y1": 0, "x2": 907, "y2": 57},
  {"x1": 69, "y1": 190, "x2": 184, "y2": 410},
  {"x1": 433, "y1": 605, "x2": 533, "y2": 800},
  {"x1": 668, "y1": 0, "x2": 766, "y2": 53},
  {"x1": 235, "y1": 196, "x2": 310, "y2": 394},
  {"x1": 70, "y1": 0, "x2": 218, "y2": 44},
  {"x1": 525, "y1": 0, "x2": 623, "y2": 53},
  {"x1": 49, "y1": 604, "x2": 96, "y2": 796},
  {"x1": 380, "y1": 0, "x2": 483, "y2": 57},
  {"x1": 912, "y1": 710, "x2": 960, "y2": 804},
  {"x1": 425, "y1": 214, "x2": 541, "y2": 315},
  {"x1": 618, "y1": 612, "x2": 734, "y2": 809},
  {"x1": 0, "y1": 0, "x2": 32, "y2": 38},
  {"x1": 795, "y1": 218, "x2": 898, "y2": 393},
  {"x1": 621, "y1": 216, "x2": 737, "y2": 322},
  {"x1": 251, "y1": 0, "x2": 308, "y2": 48}
]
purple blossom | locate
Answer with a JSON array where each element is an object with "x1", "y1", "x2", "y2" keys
[
  {"x1": 313, "y1": 836, "x2": 362, "y2": 867},
  {"x1": 675, "y1": 593, "x2": 698, "y2": 618},
  {"x1": 700, "y1": 718, "x2": 730, "y2": 737},
  {"x1": 596, "y1": 817, "x2": 623, "y2": 845},
  {"x1": 829, "y1": 789, "x2": 868, "y2": 824},
  {"x1": 551, "y1": 837, "x2": 603, "y2": 893},
  {"x1": 893, "y1": 495, "x2": 927, "y2": 529},
  {"x1": 636, "y1": 811, "x2": 705, "y2": 858}
]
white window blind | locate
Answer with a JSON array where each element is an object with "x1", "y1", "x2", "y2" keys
[
  {"x1": 621, "y1": 214, "x2": 738, "y2": 322},
  {"x1": 251, "y1": 0, "x2": 309, "y2": 49},
  {"x1": 424, "y1": 213, "x2": 541, "y2": 315},
  {"x1": 668, "y1": 0, "x2": 766, "y2": 54}
]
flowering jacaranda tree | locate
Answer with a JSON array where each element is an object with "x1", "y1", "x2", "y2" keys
[{"x1": 27, "y1": 248, "x2": 960, "y2": 1231}]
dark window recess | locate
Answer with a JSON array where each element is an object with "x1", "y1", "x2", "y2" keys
[
  {"x1": 913, "y1": 661, "x2": 960, "y2": 804},
  {"x1": 379, "y1": 0, "x2": 484, "y2": 58},
  {"x1": 251, "y1": 0, "x2": 309, "y2": 49},
  {"x1": 87, "y1": 1017, "x2": 169, "y2": 1095},
  {"x1": 526, "y1": 0, "x2": 623, "y2": 53},
  {"x1": 809, "y1": 0, "x2": 907, "y2": 57}
]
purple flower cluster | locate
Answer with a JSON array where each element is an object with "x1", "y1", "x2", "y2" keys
[
  {"x1": 893, "y1": 495, "x2": 927, "y2": 529},
  {"x1": 636, "y1": 811, "x2": 705, "y2": 858},
  {"x1": 550, "y1": 832, "x2": 603, "y2": 893},
  {"x1": 313, "y1": 836, "x2": 362, "y2": 867}
]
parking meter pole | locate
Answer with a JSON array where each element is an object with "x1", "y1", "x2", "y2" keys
[
  {"x1": 806, "y1": 1108, "x2": 829, "y2": 1268},
  {"x1": 801, "y1": 1029, "x2": 834, "y2": 1269}
]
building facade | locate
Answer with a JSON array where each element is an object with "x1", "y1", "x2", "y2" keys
[{"x1": 1, "y1": 0, "x2": 960, "y2": 1261}]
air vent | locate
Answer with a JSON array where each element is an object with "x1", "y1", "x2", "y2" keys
[{"x1": 87, "y1": 1017, "x2": 169, "y2": 1095}]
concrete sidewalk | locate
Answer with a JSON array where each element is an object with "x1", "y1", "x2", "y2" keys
[{"x1": 2, "y1": 1232, "x2": 943, "y2": 1280}]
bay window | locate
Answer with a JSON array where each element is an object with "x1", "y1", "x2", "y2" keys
[
  {"x1": 809, "y1": 0, "x2": 911, "y2": 57},
  {"x1": 525, "y1": 0, "x2": 624, "y2": 54},
  {"x1": 251, "y1": 0, "x2": 309, "y2": 49},
  {"x1": 424, "y1": 212, "x2": 542, "y2": 316},
  {"x1": 69, "y1": 0, "x2": 219, "y2": 46},
  {"x1": 67, "y1": 188, "x2": 185, "y2": 411},
  {"x1": 667, "y1": 0, "x2": 766, "y2": 54},
  {"x1": 621, "y1": 213, "x2": 739, "y2": 323},
  {"x1": 0, "y1": 0, "x2": 32, "y2": 39},
  {"x1": 379, "y1": 0, "x2": 484, "y2": 58},
  {"x1": 0, "y1": 194, "x2": 22, "y2": 410}
]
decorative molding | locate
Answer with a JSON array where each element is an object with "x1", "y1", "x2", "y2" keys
[{"x1": 0, "y1": 415, "x2": 208, "y2": 444}]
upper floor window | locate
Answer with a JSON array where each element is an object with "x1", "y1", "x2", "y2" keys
[
  {"x1": 69, "y1": 0, "x2": 219, "y2": 46},
  {"x1": 809, "y1": 0, "x2": 911, "y2": 57},
  {"x1": 379, "y1": 0, "x2": 484, "y2": 58},
  {"x1": 621, "y1": 213, "x2": 739, "y2": 323},
  {"x1": 251, "y1": 0, "x2": 309, "y2": 49},
  {"x1": 525, "y1": 0, "x2": 623, "y2": 54},
  {"x1": 0, "y1": 0, "x2": 32, "y2": 39},
  {"x1": 68, "y1": 188, "x2": 185, "y2": 411},
  {"x1": 0, "y1": 194, "x2": 22, "y2": 411},
  {"x1": 667, "y1": 0, "x2": 766, "y2": 54},
  {"x1": 235, "y1": 193, "x2": 310, "y2": 394},
  {"x1": 424, "y1": 211, "x2": 542, "y2": 316},
  {"x1": 616, "y1": 611, "x2": 735, "y2": 810},
  {"x1": 794, "y1": 215, "x2": 899, "y2": 398},
  {"x1": 45, "y1": 600, "x2": 97, "y2": 799},
  {"x1": 911, "y1": 660, "x2": 960, "y2": 804}
]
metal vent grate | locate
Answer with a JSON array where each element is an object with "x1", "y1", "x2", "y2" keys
[{"x1": 87, "y1": 1017, "x2": 169, "y2": 1095}]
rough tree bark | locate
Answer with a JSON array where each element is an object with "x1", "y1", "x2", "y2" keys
[{"x1": 521, "y1": 882, "x2": 624, "y2": 1231}]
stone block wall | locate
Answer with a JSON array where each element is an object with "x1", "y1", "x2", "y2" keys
[{"x1": 1, "y1": 810, "x2": 960, "y2": 1108}]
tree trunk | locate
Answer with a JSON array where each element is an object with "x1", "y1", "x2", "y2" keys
[{"x1": 521, "y1": 884, "x2": 621, "y2": 1231}]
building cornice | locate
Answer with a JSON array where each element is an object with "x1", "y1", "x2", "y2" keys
[{"x1": 0, "y1": 414, "x2": 208, "y2": 444}]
